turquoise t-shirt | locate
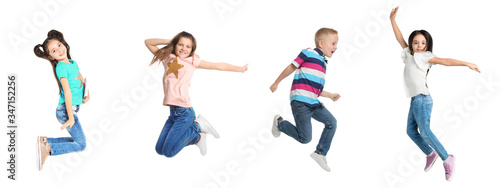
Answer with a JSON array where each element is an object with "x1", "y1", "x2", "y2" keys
[{"x1": 55, "y1": 59, "x2": 84, "y2": 106}]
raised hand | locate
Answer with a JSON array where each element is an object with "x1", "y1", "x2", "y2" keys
[
  {"x1": 390, "y1": 6, "x2": 408, "y2": 49},
  {"x1": 390, "y1": 6, "x2": 399, "y2": 21}
]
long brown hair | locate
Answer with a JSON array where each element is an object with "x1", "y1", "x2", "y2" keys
[
  {"x1": 34, "y1": 30, "x2": 72, "y2": 94},
  {"x1": 149, "y1": 31, "x2": 197, "y2": 65}
]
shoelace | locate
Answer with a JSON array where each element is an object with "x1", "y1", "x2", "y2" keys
[{"x1": 321, "y1": 156, "x2": 328, "y2": 164}]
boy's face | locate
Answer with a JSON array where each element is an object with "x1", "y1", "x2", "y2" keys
[{"x1": 318, "y1": 34, "x2": 338, "y2": 58}]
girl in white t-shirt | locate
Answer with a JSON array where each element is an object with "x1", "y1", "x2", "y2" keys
[{"x1": 390, "y1": 7, "x2": 480, "y2": 181}]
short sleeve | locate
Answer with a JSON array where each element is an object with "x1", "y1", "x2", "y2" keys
[
  {"x1": 292, "y1": 49, "x2": 307, "y2": 68},
  {"x1": 401, "y1": 47, "x2": 410, "y2": 62},
  {"x1": 414, "y1": 51, "x2": 436, "y2": 71},
  {"x1": 191, "y1": 54, "x2": 201, "y2": 68},
  {"x1": 55, "y1": 63, "x2": 69, "y2": 80},
  {"x1": 71, "y1": 60, "x2": 79, "y2": 72}
]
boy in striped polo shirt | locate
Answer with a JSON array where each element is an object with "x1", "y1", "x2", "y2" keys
[{"x1": 270, "y1": 28, "x2": 340, "y2": 172}]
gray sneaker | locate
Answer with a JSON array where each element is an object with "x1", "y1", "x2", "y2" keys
[
  {"x1": 196, "y1": 115, "x2": 220, "y2": 138},
  {"x1": 310, "y1": 152, "x2": 331, "y2": 172},
  {"x1": 272, "y1": 114, "x2": 281, "y2": 137}
]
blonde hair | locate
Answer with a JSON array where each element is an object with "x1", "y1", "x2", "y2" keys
[{"x1": 315, "y1": 28, "x2": 338, "y2": 47}]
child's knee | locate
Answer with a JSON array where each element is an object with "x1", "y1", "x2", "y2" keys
[
  {"x1": 299, "y1": 136, "x2": 312, "y2": 144},
  {"x1": 326, "y1": 121, "x2": 337, "y2": 130},
  {"x1": 163, "y1": 150, "x2": 177, "y2": 158},
  {"x1": 155, "y1": 146, "x2": 163, "y2": 155},
  {"x1": 331, "y1": 118, "x2": 337, "y2": 126},
  {"x1": 324, "y1": 118, "x2": 337, "y2": 130},
  {"x1": 407, "y1": 127, "x2": 418, "y2": 137},
  {"x1": 419, "y1": 128, "x2": 432, "y2": 140},
  {"x1": 161, "y1": 147, "x2": 178, "y2": 158},
  {"x1": 78, "y1": 139, "x2": 87, "y2": 151}
]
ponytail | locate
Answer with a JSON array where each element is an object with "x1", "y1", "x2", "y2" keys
[{"x1": 33, "y1": 30, "x2": 72, "y2": 94}]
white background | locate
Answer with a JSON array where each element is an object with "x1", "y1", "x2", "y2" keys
[{"x1": 1, "y1": 0, "x2": 499, "y2": 187}]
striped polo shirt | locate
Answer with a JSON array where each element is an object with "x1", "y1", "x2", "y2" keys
[{"x1": 290, "y1": 48, "x2": 327, "y2": 107}]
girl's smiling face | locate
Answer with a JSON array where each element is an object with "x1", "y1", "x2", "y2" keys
[
  {"x1": 47, "y1": 39, "x2": 68, "y2": 62},
  {"x1": 412, "y1": 34, "x2": 427, "y2": 54},
  {"x1": 175, "y1": 37, "x2": 193, "y2": 58}
]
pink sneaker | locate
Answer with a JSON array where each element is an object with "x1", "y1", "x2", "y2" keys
[
  {"x1": 424, "y1": 151, "x2": 438, "y2": 172},
  {"x1": 443, "y1": 155, "x2": 455, "y2": 181}
]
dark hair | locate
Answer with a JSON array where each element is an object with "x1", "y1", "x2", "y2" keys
[
  {"x1": 149, "y1": 31, "x2": 197, "y2": 65},
  {"x1": 408, "y1": 30, "x2": 433, "y2": 54},
  {"x1": 34, "y1": 30, "x2": 72, "y2": 94}
]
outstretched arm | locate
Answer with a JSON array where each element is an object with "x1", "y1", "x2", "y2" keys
[
  {"x1": 270, "y1": 64, "x2": 297, "y2": 92},
  {"x1": 390, "y1": 7, "x2": 408, "y2": 49},
  {"x1": 429, "y1": 57, "x2": 481, "y2": 73},
  {"x1": 198, "y1": 60, "x2": 248, "y2": 73},
  {"x1": 145, "y1": 38, "x2": 171, "y2": 54}
]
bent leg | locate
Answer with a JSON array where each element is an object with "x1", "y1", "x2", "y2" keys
[
  {"x1": 155, "y1": 115, "x2": 174, "y2": 155},
  {"x1": 161, "y1": 108, "x2": 200, "y2": 157},
  {"x1": 278, "y1": 101, "x2": 313, "y2": 144},
  {"x1": 312, "y1": 105, "x2": 336, "y2": 156},
  {"x1": 48, "y1": 115, "x2": 86, "y2": 156},
  {"x1": 415, "y1": 95, "x2": 449, "y2": 160}
]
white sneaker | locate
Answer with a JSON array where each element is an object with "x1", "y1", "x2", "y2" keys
[
  {"x1": 272, "y1": 114, "x2": 281, "y2": 137},
  {"x1": 196, "y1": 133, "x2": 208, "y2": 156},
  {"x1": 196, "y1": 115, "x2": 220, "y2": 138},
  {"x1": 310, "y1": 152, "x2": 331, "y2": 172}
]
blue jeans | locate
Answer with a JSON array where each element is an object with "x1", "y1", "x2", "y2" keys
[
  {"x1": 407, "y1": 94, "x2": 449, "y2": 160},
  {"x1": 278, "y1": 100, "x2": 337, "y2": 156},
  {"x1": 47, "y1": 104, "x2": 86, "y2": 156},
  {"x1": 155, "y1": 106, "x2": 201, "y2": 158}
]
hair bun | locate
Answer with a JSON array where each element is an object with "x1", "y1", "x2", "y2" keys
[{"x1": 47, "y1": 29, "x2": 63, "y2": 39}]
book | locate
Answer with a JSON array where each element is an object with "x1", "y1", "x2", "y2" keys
[{"x1": 83, "y1": 78, "x2": 89, "y2": 99}]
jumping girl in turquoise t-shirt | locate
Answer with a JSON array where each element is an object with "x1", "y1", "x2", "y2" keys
[{"x1": 34, "y1": 30, "x2": 90, "y2": 171}]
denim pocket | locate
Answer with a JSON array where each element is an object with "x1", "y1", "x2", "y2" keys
[
  {"x1": 55, "y1": 104, "x2": 79, "y2": 124},
  {"x1": 291, "y1": 101, "x2": 308, "y2": 112},
  {"x1": 56, "y1": 106, "x2": 68, "y2": 124}
]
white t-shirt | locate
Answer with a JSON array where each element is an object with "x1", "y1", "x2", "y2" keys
[{"x1": 401, "y1": 47, "x2": 436, "y2": 98}]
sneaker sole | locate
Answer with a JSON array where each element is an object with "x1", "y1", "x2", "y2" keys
[
  {"x1": 447, "y1": 156, "x2": 456, "y2": 182},
  {"x1": 272, "y1": 114, "x2": 281, "y2": 137},
  {"x1": 424, "y1": 153, "x2": 438, "y2": 172},
  {"x1": 197, "y1": 115, "x2": 220, "y2": 138},
  {"x1": 37, "y1": 136, "x2": 41, "y2": 171}
]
